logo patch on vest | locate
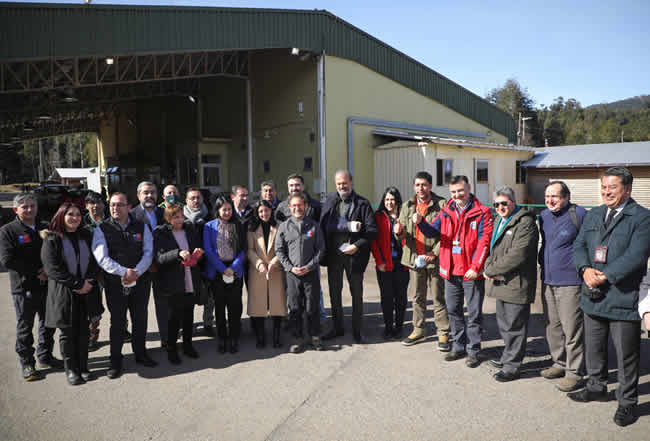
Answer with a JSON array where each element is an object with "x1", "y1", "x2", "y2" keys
[
  {"x1": 306, "y1": 229, "x2": 314, "y2": 238},
  {"x1": 132, "y1": 233, "x2": 142, "y2": 242},
  {"x1": 18, "y1": 234, "x2": 31, "y2": 244},
  {"x1": 470, "y1": 221, "x2": 477, "y2": 230}
]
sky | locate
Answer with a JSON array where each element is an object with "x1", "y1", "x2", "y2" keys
[{"x1": 9, "y1": 0, "x2": 650, "y2": 108}]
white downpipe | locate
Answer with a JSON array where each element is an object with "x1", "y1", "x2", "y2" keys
[{"x1": 317, "y1": 54, "x2": 326, "y2": 194}]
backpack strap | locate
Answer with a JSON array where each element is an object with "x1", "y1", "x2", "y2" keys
[{"x1": 568, "y1": 203, "x2": 581, "y2": 230}]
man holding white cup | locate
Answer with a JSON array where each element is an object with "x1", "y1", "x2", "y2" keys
[
  {"x1": 321, "y1": 170, "x2": 377, "y2": 343},
  {"x1": 394, "y1": 171, "x2": 450, "y2": 349}
]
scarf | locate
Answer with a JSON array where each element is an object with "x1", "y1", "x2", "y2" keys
[
  {"x1": 62, "y1": 231, "x2": 90, "y2": 278},
  {"x1": 490, "y1": 206, "x2": 521, "y2": 252},
  {"x1": 184, "y1": 203, "x2": 208, "y2": 224}
]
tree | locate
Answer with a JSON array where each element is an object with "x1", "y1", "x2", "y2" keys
[{"x1": 486, "y1": 78, "x2": 541, "y2": 146}]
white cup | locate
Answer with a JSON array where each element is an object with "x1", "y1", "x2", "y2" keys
[
  {"x1": 347, "y1": 221, "x2": 361, "y2": 232},
  {"x1": 223, "y1": 274, "x2": 235, "y2": 284}
]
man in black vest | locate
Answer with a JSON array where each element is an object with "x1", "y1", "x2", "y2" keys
[
  {"x1": 0, "y1": 193, "x2": 62, "y2": 381},
  {"x1": 92, "y1": 192, "x2": 157, "y2": 379}
]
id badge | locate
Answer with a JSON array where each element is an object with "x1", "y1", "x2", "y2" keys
[
  {"x1": 593, "y1": 245, "x2": 608, "y2": 263},
  {"x1": 452, "y1": 246, "x2": 462, "y2": 255}
]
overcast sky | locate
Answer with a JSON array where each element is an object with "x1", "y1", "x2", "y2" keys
[{"x1": 10, "y1": 0, "x2": 650, "y2": 107}]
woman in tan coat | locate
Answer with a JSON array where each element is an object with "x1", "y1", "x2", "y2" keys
[{"x1": 247, "y1": 200, "x2": 287, "y2": 348}]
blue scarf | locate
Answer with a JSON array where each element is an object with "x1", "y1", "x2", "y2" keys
[{"x1": 490, "y1": 206, "x2": 520, "y2": 252}]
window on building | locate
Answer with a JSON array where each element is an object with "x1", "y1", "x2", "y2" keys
[
  {"x1": 303, "y1": 157, "x2": 313, "y2": 172},
  {"x1": 436, "y1": 159, "x2": 453, "y2": 186},
  {"x1": 263, "y1": 160, "x2": 271, "y2": 173},
  {"x1": 476, "y1": 160, "x2": 489, "y2": 183},
  {"x1": 516, "y1": 160, "x2": 527, "y2": 184}
]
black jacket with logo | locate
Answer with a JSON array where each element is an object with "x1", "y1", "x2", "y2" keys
[{"x1": 0, "y1": 217, "x2": 48, "y2": 294}]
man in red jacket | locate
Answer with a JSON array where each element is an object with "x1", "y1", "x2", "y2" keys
[{"x1": 415, "y1": 175, "x2": 493, "y2": 368}]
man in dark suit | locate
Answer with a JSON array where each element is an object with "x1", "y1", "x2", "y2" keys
[
  {"x1": 130, "y1": 181, "x2": 167, "y2": 348},
  {"x1": 231, "y1": 184, "x2": 252, "y2": 228},
  {"x1": 320, "y1": 170, "x2": 377, "y2": 343},
  {"x1": 569, "y1": 167, "x2": 650, "y2": 427}
]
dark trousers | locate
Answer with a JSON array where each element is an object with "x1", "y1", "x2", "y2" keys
[
  {"x1": 167, "y1": 294, "x2": 194, "y2": 352},
  {"x1": 327, "y1": 256, "x2": 364, "y2": 337},
  {"x1": 584, "y1": 313, "x2": 641, "y2": 406},
  {"x1": 59, "y1": 300, "x2": 90, "y2": 374},
  {"x1": 287, "y1": 270, "x2": 321, "y2": 338},
  {"x1": 105, "y1": 281, "x2": 148, "y2": 365},
  {"x1": 152, "y1": 280, "x2": 169, "y2": 345},
  {"x1": 12, "y1": 291, "x2": 55, "y2": 367},
  {"x1": 212, "y1": 277, "x2": 243, "y2": 340},
  {"x1": 376, "y1": 266, "x2": 409, "y2": 331},
  {"x1": 496, "y1": 300, "x2": 530, "y2": 374},
  {"x1": 445, "y1": 277, "x2": 485, "y2": 355}
]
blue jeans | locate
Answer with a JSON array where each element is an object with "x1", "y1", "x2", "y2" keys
[{"x1": 444, "y1": 277, "x2": 484, "y2": 356}]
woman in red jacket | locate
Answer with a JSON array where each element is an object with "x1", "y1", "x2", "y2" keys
[{"x1": 371, "y1": 187, "x2": 409, "y2": 340}]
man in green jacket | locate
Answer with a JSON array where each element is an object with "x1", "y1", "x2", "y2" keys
[
  {"x1": 483, "y1": 186, "x2": 539, "y2": 383},
  {"x1": 395, "y1": 171, "x2": 450, "y2": 349},
  {"x1": 569, "y1": 167, "x2": 650, "y2": 427}
]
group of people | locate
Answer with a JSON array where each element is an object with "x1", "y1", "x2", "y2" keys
[{"x1": 1, "y1": 166, "x2": 648, "y2": 427}]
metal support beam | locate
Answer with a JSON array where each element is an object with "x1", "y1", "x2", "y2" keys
[
  {"x1": 317, "y1": 54, "x2": 327, "y2": 193},
  {"x1": 246, "y1": 77, "x2": 254, "y2": 192}
]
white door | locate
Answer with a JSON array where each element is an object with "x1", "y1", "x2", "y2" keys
[
  {"x1": 474, "y1": 159, "x2": 489, "y2": 203},
  {"x1": 200, "y1": 153, "x2": 222, "y2": 193}
]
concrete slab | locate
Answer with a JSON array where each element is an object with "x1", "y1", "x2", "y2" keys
[{"x1": 0, "y1": 268, "x2": 648, "y2": 441}]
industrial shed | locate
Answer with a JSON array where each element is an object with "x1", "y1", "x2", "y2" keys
[
  {"x1": 1, "y1": 2, "x2": 516, "y2": 200},
  {"x1": 523, "y1": 141, "x2": 650, "y2": 207}
]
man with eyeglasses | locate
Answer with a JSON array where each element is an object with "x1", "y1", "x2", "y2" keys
[
  {"x1": 414, "y1": 175, "x2": 493, "y2": 368},
  {"x1": 92, "y1": 192, "x2": 157, "y2": 379}
]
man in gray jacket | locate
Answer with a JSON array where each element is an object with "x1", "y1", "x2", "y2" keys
[{"x1": 275, "y1": 193, "x2": 325, "y2": 353}]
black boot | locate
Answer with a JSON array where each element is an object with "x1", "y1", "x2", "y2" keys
[
  {"x1": 61, "y1": 332, "x2": 84, "y2": 386},
  {"x1": 253, "y1": 318, "x2": 266, "y2": 349},
  {"x1": 218, "y1": 338, "x2": 228, "y2": 354},
  {"x1": 78, "y1": 344, "x2": 93, "y2": 382},
  {"x1": 272, "y1": 316, "x2": 282, "y2": 348}
]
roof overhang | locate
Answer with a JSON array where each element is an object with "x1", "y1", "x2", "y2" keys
[{"x1": 372, "y1": 128, "x2": 533, "y2": 152}]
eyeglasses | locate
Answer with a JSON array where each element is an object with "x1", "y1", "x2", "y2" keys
[{"x1": 493, "y1": 201, "x2": 509, "y2": 208}]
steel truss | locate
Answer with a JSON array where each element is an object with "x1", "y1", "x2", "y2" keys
[{"x1": 0, "y1": 50, "x2": 248, "y2": 94}]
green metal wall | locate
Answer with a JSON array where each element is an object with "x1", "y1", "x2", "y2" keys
[{"x1": 0, "y1": 2, "x2": 516, "y2": 142}]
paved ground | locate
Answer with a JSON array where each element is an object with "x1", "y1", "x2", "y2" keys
[{"x1": 0, "y1": 268, "x2": 648, "y2": 441}]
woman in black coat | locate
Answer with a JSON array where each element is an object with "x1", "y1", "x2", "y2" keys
[
  {"x1": 154, "y1": 204, "x2": 204, "y2": 364},
  {"x1": 41, "y1": 202, "x2": 102, "y2": 385}
]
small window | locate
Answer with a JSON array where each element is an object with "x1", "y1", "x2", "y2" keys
[
  {"x1": 476, "y1": 160, "x2": 488, "y2": 184},
  {"x1": 263, "y1": 160, "x2": 271, "y2": 173},
  {"x1": 516, "y1": 160, "x2": 527, "y2": 184},
  {"x1": 303, "y1": 157, "x2": 313, "y2": 172},
  {"x1": 436, "y1": 159, "x2": 453, "y2": 186},
  {"x1": 201, "y1": 154, "x2": 221, "y2": 164}
]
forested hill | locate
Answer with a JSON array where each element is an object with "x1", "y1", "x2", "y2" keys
[
  {"x1": 486, "y1": 80, "x2": 650, "y2": 147},
  {"x1": 588, "y1": 95, "x2": 650, "y2": 111}
]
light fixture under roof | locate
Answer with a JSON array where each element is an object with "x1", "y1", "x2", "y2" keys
[
  {"x1": 291, "y1": 47, "x2": 300, "y2": 56},
  {"x1": 188, "y1": 95, "x2": 196, "y2": 104},
  {"x1": 105, "y1": 57, "x2": 114, "y2": 65},
  {"x1": 37, "y1": 114, "x2": 52, "y2": 121},
  {"x1": 62, "y1": 96, "x2": 78, "y2": 103},
  {"x1": 23, "y1": 123, "x2": 34, "y2": 132}
]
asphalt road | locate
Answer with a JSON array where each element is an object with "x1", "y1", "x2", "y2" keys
[{"x1": 0, "y1": 268, "x2": 648, "y2": 441}]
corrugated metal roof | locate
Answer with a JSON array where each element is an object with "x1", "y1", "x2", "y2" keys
[
  {"x1": 372, "y1": 129, "x2": 533, "y2": 152},
  {"x1": 523, "y1": 141, "x2": 650, "y2": 168},
  {"x1": 0, "y1": 2, "x2": 516, "y2": 142}
]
